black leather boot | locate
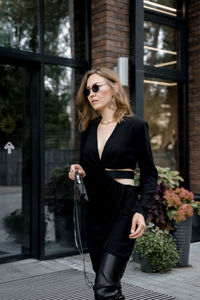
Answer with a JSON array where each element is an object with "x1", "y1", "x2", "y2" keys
[{"x1": 93, "y1": 252, "x2": 127, "y2": 300}]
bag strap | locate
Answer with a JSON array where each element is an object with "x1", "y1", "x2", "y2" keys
[{"x1": 73, "y1": 172, "x2": 93, "y2": 288}]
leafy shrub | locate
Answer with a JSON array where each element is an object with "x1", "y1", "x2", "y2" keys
[
  {"x1": 147, "y1": 182, "x2": 172, "y2": 230},
  {"x1": 156, "y1": 166, "x2": 184, "y2": 189},
  {"x1": 147, "y1": 166, "x2": 189, "y2": 230},
  {"x1": 134, "y1": 226, "x2": 180, "y2": 273}
]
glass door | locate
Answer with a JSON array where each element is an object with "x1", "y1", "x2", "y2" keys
[{"x1": 0, "y1": 64, "x2": 32, "y2": 260}]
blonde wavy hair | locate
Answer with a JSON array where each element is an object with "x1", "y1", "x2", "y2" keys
[{"x1": 76, "y1": 66, "x2": 133, "y2": 131}]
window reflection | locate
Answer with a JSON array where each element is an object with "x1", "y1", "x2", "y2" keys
[
  {"x1": 0, "y1": 0, "x2": 39, "y2": 52},
  {"x1": 144, "y1": 21, "x2": 180, "y2": 69},
  {"x1": 144, "y1": 78, "x2": 179, "y2": 170},
  {"x1": 0, "y1": 65, "x2": 31, "y2": 258},
  {"x1": 143, "y1": 0, "x2": 183, "y2": 17},
  {"x1": 44, "y1": 66, "x2": 73, "y2": 149},
  {"x1": 44, "y1": 65, "x2": 84, "y2": 255},
  {"x1": 44, "y1": 0, "x2": 87, "y2": 60}
]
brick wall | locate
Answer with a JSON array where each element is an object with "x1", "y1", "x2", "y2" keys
[
  {"x1": 91, "y1": 0, "x2": 130, "y2": 69},
  {"x1": 188, "y1": 0, "x2": 200, "y2": 193}
]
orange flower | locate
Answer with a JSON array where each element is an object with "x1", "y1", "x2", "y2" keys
[
  {"x1": 182, "y1": 204, "x2": 194, "y2": 217},
  {"x1": 174, "y1": 204, "x2": 193, "y2": 222},
  {"x1": 164, "y1": 190, "x2": 182, "y2": 208},
  {"x1": 164, "y1": 187, "x2": 198, "y2": 223},
  {"x1": 174, "y1": 209, "x2": 186, "y2": 223}
]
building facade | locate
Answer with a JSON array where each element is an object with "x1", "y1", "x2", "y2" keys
[{"x1": 0, "y1": 0, "x2": 199, "y2": 263}]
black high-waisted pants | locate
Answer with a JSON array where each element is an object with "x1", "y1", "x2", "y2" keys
[{"x1": 91, "y1": 252, "x2": 128, "y2": 300}]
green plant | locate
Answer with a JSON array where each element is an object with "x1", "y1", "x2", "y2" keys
[
  {"x1": 134, "y1": 225, "x2": 180, "y2": 273},
  {"x1": 3, "y1": 209, "x2": 23, "y2": 243},
  {"x1": 136, "y1": 166, "x2": 184, "y2": 230},
  {"x1": 156, "y1": 166, "x2": 184, "y2": 189},
  {"x1": 135, "y1": 166, "x2": 200, "y2": 227},
  {"x1": 134, "y1": 166, "x2": 184, "y2": 189},
  {"x1": 45, "y1": 165, "x2": 74, "y2": 216}
]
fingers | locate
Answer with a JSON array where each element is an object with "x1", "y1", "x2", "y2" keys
[
  {"x1": 129, "y1": 224, "x2": 145, "y2": 239},
  {"x1": 129, "y1": 213, "x2": 146, "y2": 239},
  {"x1": 68, "y1": 164, "x2": 86, "y2": 180}
]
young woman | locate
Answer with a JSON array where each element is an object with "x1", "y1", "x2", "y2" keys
[{"x1": 68, "y1": 67, "x2": 157, "y2": 300}]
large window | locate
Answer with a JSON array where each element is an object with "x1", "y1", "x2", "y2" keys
[
  {"x1": 0, "y1": 65, "x2": 32, "y2": 259},
  {"x1": 143, "y1": 0, "x2": 186, "y2": 173},
  {"x1": 0, "y1": 0, "x2": 90, "y2": 262},
  {"x1": 131, "y1": 1, "x2": 187, "y2": 179},
  {"x1": 43, "y1": 0, "x2": 89, "y2": 259},
  {"x1": 44, "y1": 66, "x2": 83, "y2": 255}
]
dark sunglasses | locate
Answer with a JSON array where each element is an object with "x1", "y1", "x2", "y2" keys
[{"x1": 84, "y1": 83, "x2": 106, "y2": 97}]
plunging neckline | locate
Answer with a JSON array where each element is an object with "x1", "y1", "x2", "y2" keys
[{"x1": 96, "y1": 120, "x2": 119, "y2": 161}]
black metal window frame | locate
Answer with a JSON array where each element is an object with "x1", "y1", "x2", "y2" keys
[
  {"x1": 130, "y1": 0, "x2": 189, "y2": 186},
  {"x1": 0, "y1": 0, "x2": 91, "y2": 262}
]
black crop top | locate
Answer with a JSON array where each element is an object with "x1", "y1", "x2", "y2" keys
[{"x1": 80, "y1": 115, "x2": 158, "y2": 218}]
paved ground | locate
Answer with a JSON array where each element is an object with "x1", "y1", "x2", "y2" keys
[{"x1": 0, "y1": 242, "x2": 199, "y2": 300}]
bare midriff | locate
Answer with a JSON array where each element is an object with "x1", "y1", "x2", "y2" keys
[{"x1": 105, "y1": 168, "x2": 135, "y2": 186}]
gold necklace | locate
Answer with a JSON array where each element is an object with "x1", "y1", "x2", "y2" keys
[{"x1": 100, "y1": 119, "x2": 115, "y2": 125}]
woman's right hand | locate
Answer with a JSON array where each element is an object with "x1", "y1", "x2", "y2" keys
[{"x1": 68, "y1": 164, "x2": 86, "y2": 181}]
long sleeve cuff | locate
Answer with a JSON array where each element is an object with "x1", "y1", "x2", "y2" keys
[
  {"x1": 131, "y1": 192, "x2": 155, "y2": 220},
  {"x1": 133, "y1": 204, "x2": 149, "y2": 220}
]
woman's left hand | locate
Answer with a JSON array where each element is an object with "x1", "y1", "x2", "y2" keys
[{"x1": 129, "y1": 213, "x2": 146, "y2": 239}]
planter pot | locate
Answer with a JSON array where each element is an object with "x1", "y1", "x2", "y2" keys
[
  {"x1": 172, "y1": 217, "x2": 192, "y2": 267},
  {"x1": 132, "y1": 250, "x2": 141, "y2": 264},
  {"x1": 140, "y1": 258, "x2": 151, "y2": 273}
]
